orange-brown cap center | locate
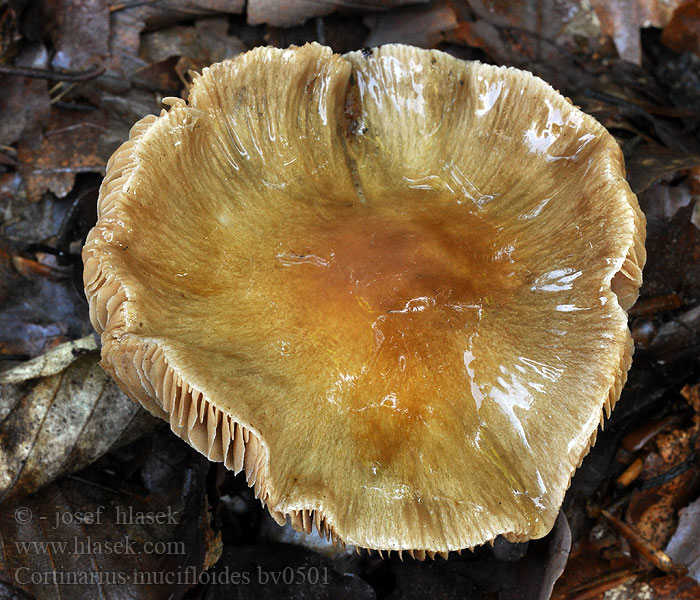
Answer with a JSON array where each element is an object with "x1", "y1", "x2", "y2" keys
[{"x1": 271, "y1": 202, "x2": 524, "y2": 462}]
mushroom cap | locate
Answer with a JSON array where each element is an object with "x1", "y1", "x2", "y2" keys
[{"x1": 83, "y1": 43, "x2": 645, "y2": 555}]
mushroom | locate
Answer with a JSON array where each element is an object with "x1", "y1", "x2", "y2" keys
[{"x1": 83, "y1": 43, "x2": 645, "y2": 556}]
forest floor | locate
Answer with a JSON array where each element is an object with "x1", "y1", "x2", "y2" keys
[{"x1": 1, "y1": 1, "x2": 700, "y2": 599}]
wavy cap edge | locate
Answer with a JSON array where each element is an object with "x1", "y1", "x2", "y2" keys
[{"x1": 82, "y1": 43, "x2": 646, "y2": 557}]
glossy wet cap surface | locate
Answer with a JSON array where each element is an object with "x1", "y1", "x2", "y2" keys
[{"x1": 83, "y1": 43, "x2": 645, "y2": 554}]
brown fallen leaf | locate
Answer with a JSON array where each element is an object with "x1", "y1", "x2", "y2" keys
[
  {"x1": 589, "y1": 0, "x2": 686, "y2": 65},
  {"x1": 487, "y1": 0, "x2": 600, "y2": 43},
  {"x1": 16, "y1": 107, "x2": 108, "y2": 203},
  {"x1": 139, "y1": 18, "x2": 246, "y2": 66},
  {"x1": 0, "y1": 43, "x2": 51, "y2": 148},
  {"x1": 458, "y1": 0, "x2": 603, "y2": 63},
  {"x1": 640, "y1": 0, "x2": 689, "y2": 28},
  {"x1": 639, "y1": 198, "x2": 700, "y2": 303},
  {"x1": 363, "y1": 0, "x2": 458, "y2": 48},
  {"x1": 555, "y1": 569, "x2": 641, "y2": 600},
  {"x1": 681, "y1": 383, "x2": 700, "y2": 413},
  {"x1": 601, "y1": 576, "x2": 700, "y2": 600},
  {"x1": 590, "y1": 0, "x2": 643, "y2": 64},
  {"x1": 662, "y1": 0, "x2": 700, "y2": 57},
  {"x1": 649, "y1": 574, "x2": 700, "y2": 599},
  {"x1": 30, "y1": 0, "x2": 110, "y2": 71},
  {"x1": 105, "y1": 0, "x2": 245, "y2": 89},
  {"x1": 138, "y1": 0, "x2": 244, "y2": 29},
  {"x1": 0, "y1": 336, "x2": 158, "y2": 504},
  {"x1": 247, "y1": 0, "x2": 427, "y2": 27},
  {"x1": 449, "y1": 18, "x2": 514, "y2": 65},
  {"x1": 628, "y1": 294, "x2": 684, "y2": 319}
]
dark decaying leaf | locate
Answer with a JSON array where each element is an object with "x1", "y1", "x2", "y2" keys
[
  {"x1": 448, "y1": 0, "x2": 605, "y2": 74},
  {"x1": 386, "y1": 554, "x2": 481, "y2": 599},
  {"x1": 590, "y1": 0, "x2": 643, "y2": 64},
  {"x1": 666, "y1": 496, "x2": 700, "y2": 583},
  {"x1": 505, "y1": 512, "x2": 572, "y2": 600},
  {"x1": 363, "y1": 1, "x2": 458, "y2": 48},
  {"x1": 467, "y1": 0, "x2": 602, "y2": 59},
  {"x1": 647, "y1": 306, "x2": 700, "y2": 379},
  {"x1": 593, "y1": 575, "x2": 700, "y2": 600},
  {"x1": 0, "y1": 43, "x2": 50, "y2": 148},
  {"x1": 588, "y1": 0, "x2": 686, "y2": 64},
  {"x1": 0, "y1": 173, "x2": 99, "y2": 361},
  {"x1": 0, "y1": 581, "x2": 24, "y2": 600},
  {"x1": 16, "y1": 107, "x2": 109, "y2": 203},
  {"x1": 139, "y1": 19, "x2": 246, "y2": 67},
  {"x1": 639, "y1": 201, "x2": 700, "y2": 302},
  {"x1": 464, "y1": 512, "x2": 571, "y2": 600},
  {"x1": 104, "y1": 5, "x2": 148, "y2": 89},
  {"x1": 624, "y1": 444, "x2": 700, "y2": 551},
  {"x1": 201, "y1": 543, "x2": 375, "y2": 600},
  {"x1": 0, "y1": 337, "x2": 158, "y2": 504},
  {"x1": 103, "y1": 0, "x2": 244, "y2": 92},
  {"x1": 0, "y1": 429, "x2": 213, "y2": 600},
  {"x1": 625, "y1": 145, "x2": 700, "y2": 194},
  {"x1": 137, "y1": 0, "x2": 245, "y2": 29},
  {"x1": 648, "y1": 575, "x2": 700, "y2": 599},
  {"x1": 0, "y1": 2, "x2": 17, "y2": 60},
  {"x1": 30, "y1": 0, "x2": 110, "y2": 70},
  {"x1": 364, "y1": 512, "x2": 571, "y2": 600},
  {"x1": 649, "y1": 32, "x2": 700, "y2": 115},
  {"x1": 662, "y1": 0, "x2": 700, "y2": 56},
  {"x1": 247, "y1": 0, "x2": 428, "y2": 27},
  {"x1": 0, "y1": 247, "x2": 91, "y2": 360},
  {"x1": 641, "y1": 182, "x2": 694, "y2": 221},
  {"x1": 620, "y1": 368, "x2": 700, "y2": 553}
]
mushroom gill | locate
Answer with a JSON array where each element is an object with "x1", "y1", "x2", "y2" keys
[{"x1": 83, "y1": 43, "x2": 646, "y2": 555}]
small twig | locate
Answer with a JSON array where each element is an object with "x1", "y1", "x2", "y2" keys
[
  {"x1": 585, "y1": 88, "x2": 696, "y2": 118},
  {"x1": 0, "y1": 354, "x2": 31, "y2": 362},
  {"x1": 498, "y1": 24, "x2": 584, "y2": 66},
  {"x1": 53, "y1": 101, "x2": 98, "y2": 112},
  {"x1": 566, "y1": 568, "x2": 641, "y2": 600},
  {"x1": 0, "y1": 145, "x2": 17, "y2": 166},
  {"x1": 50, "y1": 81, "x2": 77, "y2": 104},
  {"x1": 109, "y1": 0, "x2": 155, "y2": 12},
  {"x1": 0, "y1": 217, "x2": 20, "y2": 236},
  {"x1": 0, "y1": 63, "x2": 105, "y2": 82},
  {"x1": 616, "y1": 457, "x2": 644, "y2": 487},
  {"x1": 24, "y1": 243, "x2": 81, "y2": 265},
  {"x1": 628, "y1": 293, "x2": 683, "y2": 317},
  {"x1": 601, "y1": 509, "x2": 688, "y2": 576},
  {"x1": 638, "y1": 452, "x2": 698, "y2": 490},
  {"x1": 64, "y1": 474, "x2": 123, "y2": 495},
  {"x1": 640, "y1": 430, "x2": 700, "y2": 492},
  {"x1": 11, "y1": 255, "x2": 69, "y2": 279}
]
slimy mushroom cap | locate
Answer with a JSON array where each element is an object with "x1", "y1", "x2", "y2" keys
[{"x1": 83, "y1": 43, "x2": 645, "y2": 555}]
